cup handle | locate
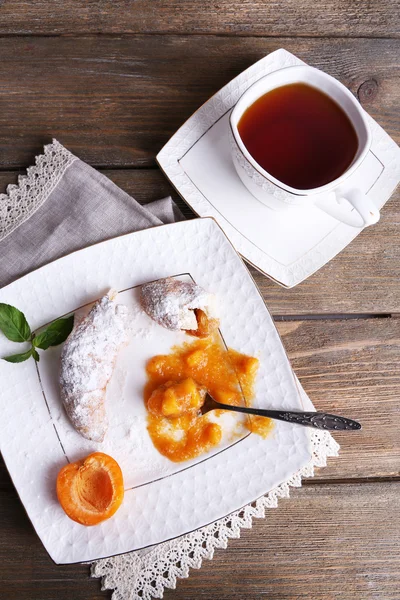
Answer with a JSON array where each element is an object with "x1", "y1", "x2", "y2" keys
[{"x1": 336, "y1": 188, "x2": 380, "y2": 228}]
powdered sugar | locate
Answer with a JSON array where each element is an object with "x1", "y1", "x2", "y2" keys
[
  {"x1": 134, "y1": 326, "x2": 156, "y2": 340},
  {"x1": 59, "y1": 291, "x2": 130, "y2": 442},
  {"x1": 39, "y1": 278, "x2": 246, "y2": 489},
  {"x1": 140, "y1": 277, "x2": 217, "y2": 331}
]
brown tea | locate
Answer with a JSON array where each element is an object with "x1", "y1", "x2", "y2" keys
[{"x1": 237, "y1": 83, "x2": 358, "y2": 190}]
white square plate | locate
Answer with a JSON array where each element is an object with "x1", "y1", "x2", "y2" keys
[
  {"x1": 157, "y1": 49, "x2": 400, "y2": 287},
  {"x1": 0, "y1": 218, "x2": 311, "y2": 564}
]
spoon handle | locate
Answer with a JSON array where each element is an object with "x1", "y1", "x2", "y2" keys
[{"x1": 215, "y1": 404, "x2": 361, "y2": 431}]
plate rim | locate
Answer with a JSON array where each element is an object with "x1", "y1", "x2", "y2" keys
[
  {"x1": 0, "y1": 217, "x2": 313, "y2": 563},
  {"x1": 157, "y1": 49, "x2": 400, "y2": 287}
]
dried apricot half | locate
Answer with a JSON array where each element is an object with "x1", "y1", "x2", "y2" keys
[{"x1": 56, "y1": 452, "x2": 124, "y2": 526}]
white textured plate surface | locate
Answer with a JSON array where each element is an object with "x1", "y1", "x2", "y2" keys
[
  {"x1": 38, "y1": 275, "x2": 250, "y2": 489},
  {"x1": 157, "y1": 49, "x2": 400, "y2": 288},
  {"x1": 0, "y1": 218, "x2": 311, "y2": 564}
]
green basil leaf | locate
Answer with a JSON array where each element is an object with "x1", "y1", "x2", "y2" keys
[
  {"x1": 32, "y1": 348, "x2": 40, "y2": 362},
  {"x1": 3, "y1": 348, "x2": 33, "y2": 363},
  {"x1": 0, "y1": 303, "x2": 31, "y2": 343},
  {"x1": 33, "y1": 315, "x2": 74, "y2": 350}
]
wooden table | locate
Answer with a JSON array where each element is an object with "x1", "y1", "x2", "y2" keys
[{"x1": 0, "y1": 2, "x2": 399, "y2": 599}]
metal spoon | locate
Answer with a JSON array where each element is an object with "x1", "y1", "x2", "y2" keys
[{"x1": 201, "y1": 393, "x2": 361, "y2": 431}]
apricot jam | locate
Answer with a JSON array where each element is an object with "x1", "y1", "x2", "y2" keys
[
  {"x1": 147, "y1": 378, "x2": 206, "y2": 418},
  {"x1": 144, "y1": 336, "x2": 273, "y2": 462},
  {"x1": 185, "y1": 309, "x2": 219, "y2": 339}
]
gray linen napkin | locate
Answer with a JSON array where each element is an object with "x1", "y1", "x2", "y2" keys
[
  {"x1": 0, "y1": 139, "x2": 184, "y2": 289},
  {"x1": 0, "y1": 139, "x2": 189, "y2": 588},
  {"x1": 0, "y1": 140, "x2": 340, "y2": 600}
]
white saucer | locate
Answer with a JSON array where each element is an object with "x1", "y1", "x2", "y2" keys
[{"x1": 157, "y1": 49, "x2": 400, "y2": 288}]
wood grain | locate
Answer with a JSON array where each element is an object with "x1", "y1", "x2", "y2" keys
[
  {"x1": 84, "y1": 171, "x2": 400, "y2": 316},
  {"x1": 162, "y1": 482, "x2": 400, "y2": 600},
  {"x1": 0, "y1": 37, "x2": 398, "y2": 169},
  {"x1": 0, "y1": 1, "x2": 399, "y2": 38},
  {"x1": 1, "y1": 480, "x2": 399, "y2": 600},
  {"x1": 103, "y1": 169, "x2": 400, "y2": 315},
  {"x1": 0, "y1": 4, "x2": 398, "y2": 595},
  {"x1": 0, "y1": 483, "x2": 105, "y2": 597},
  {"x1": 0, "y1": 318, "x2": 398, "y2": 484},
  {"x1": 0, "y1": 167, "x2": 399, "y2": 315},
  {"x1": 277, "y1": 317, "x2": 400, "y2": 480}
]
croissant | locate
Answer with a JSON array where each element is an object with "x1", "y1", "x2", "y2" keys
[
  {"x1": 140, "y1": 277, "x2": 219, "y2": 338},
  {"x1": 60, "y1": 290, "x2": 129, "y2": 442}
]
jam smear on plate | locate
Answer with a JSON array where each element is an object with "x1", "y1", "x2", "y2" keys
[{"x1": 144, "y1": 335, "x2": 273, "y2": 462}]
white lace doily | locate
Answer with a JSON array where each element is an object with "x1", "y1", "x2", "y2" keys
[
  {"x1": 92, "y1": 430, "x2": 339, "y2": 600},
  {"x1": 0, "y1": 139, "x2": 76, "y2": 242},
  {"x1": 0, "y1": 140, "x2": 339, "y2": 599}
]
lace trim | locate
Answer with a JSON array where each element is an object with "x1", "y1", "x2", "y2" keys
[
  {"x1": 92, "y1": 430, "x2": 339, "y2": 600},
  {"x1": 0, "y1": 139, "x2": 77, "y2": 243}
]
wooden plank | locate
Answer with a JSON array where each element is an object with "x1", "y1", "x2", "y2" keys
[
  {"x1": 162, "y1": 482, "x2": 400, "y2": 600},
  {"x1": 0, "y1": 474, "x2": 104, "y2": 597},
  {"x1": 276, "y1": 317, "x2": 400, "y2": 480},
  {"x1": 0, "y1": 316, "x2": 398, "y2": 486},
  {"x1": 103, "y1": 171, "x2": 400, "y2": 315},
  {"x1": 94, "y1": 172, "x2": 400, "y2": 316},
  {"x1": 0, "y1": 1, "x2": 399, "y2": 38},
  {"x1": 0, "y1": 36, "x2": 398, "y2": 170},
  {"x1": 0, "y1": 481, "x2": 399, "y2": 599},
  {"x1": 0, "y1": 167, "x2": 399, "y2": 314}
]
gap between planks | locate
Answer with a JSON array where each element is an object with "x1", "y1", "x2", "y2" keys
[
  {"x1": 0, "y1": 32, "x2": 398, "y2": 41},
  {"x1": 0, "y1": 163, "x2": 159, "y2": 173},
  {"x1": 1, "y1": 470, "x2": 399, "y2": 494},
  {"x1": 274, "y1": 313, "x2": 394, "y2": 321},
  {"x1": 304, "y1": 475, "x2": 400, "y2": 485}
]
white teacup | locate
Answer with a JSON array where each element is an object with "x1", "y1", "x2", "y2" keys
[{"x1": 229, "y1": 65, "x2": 379, "y2": 228}]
